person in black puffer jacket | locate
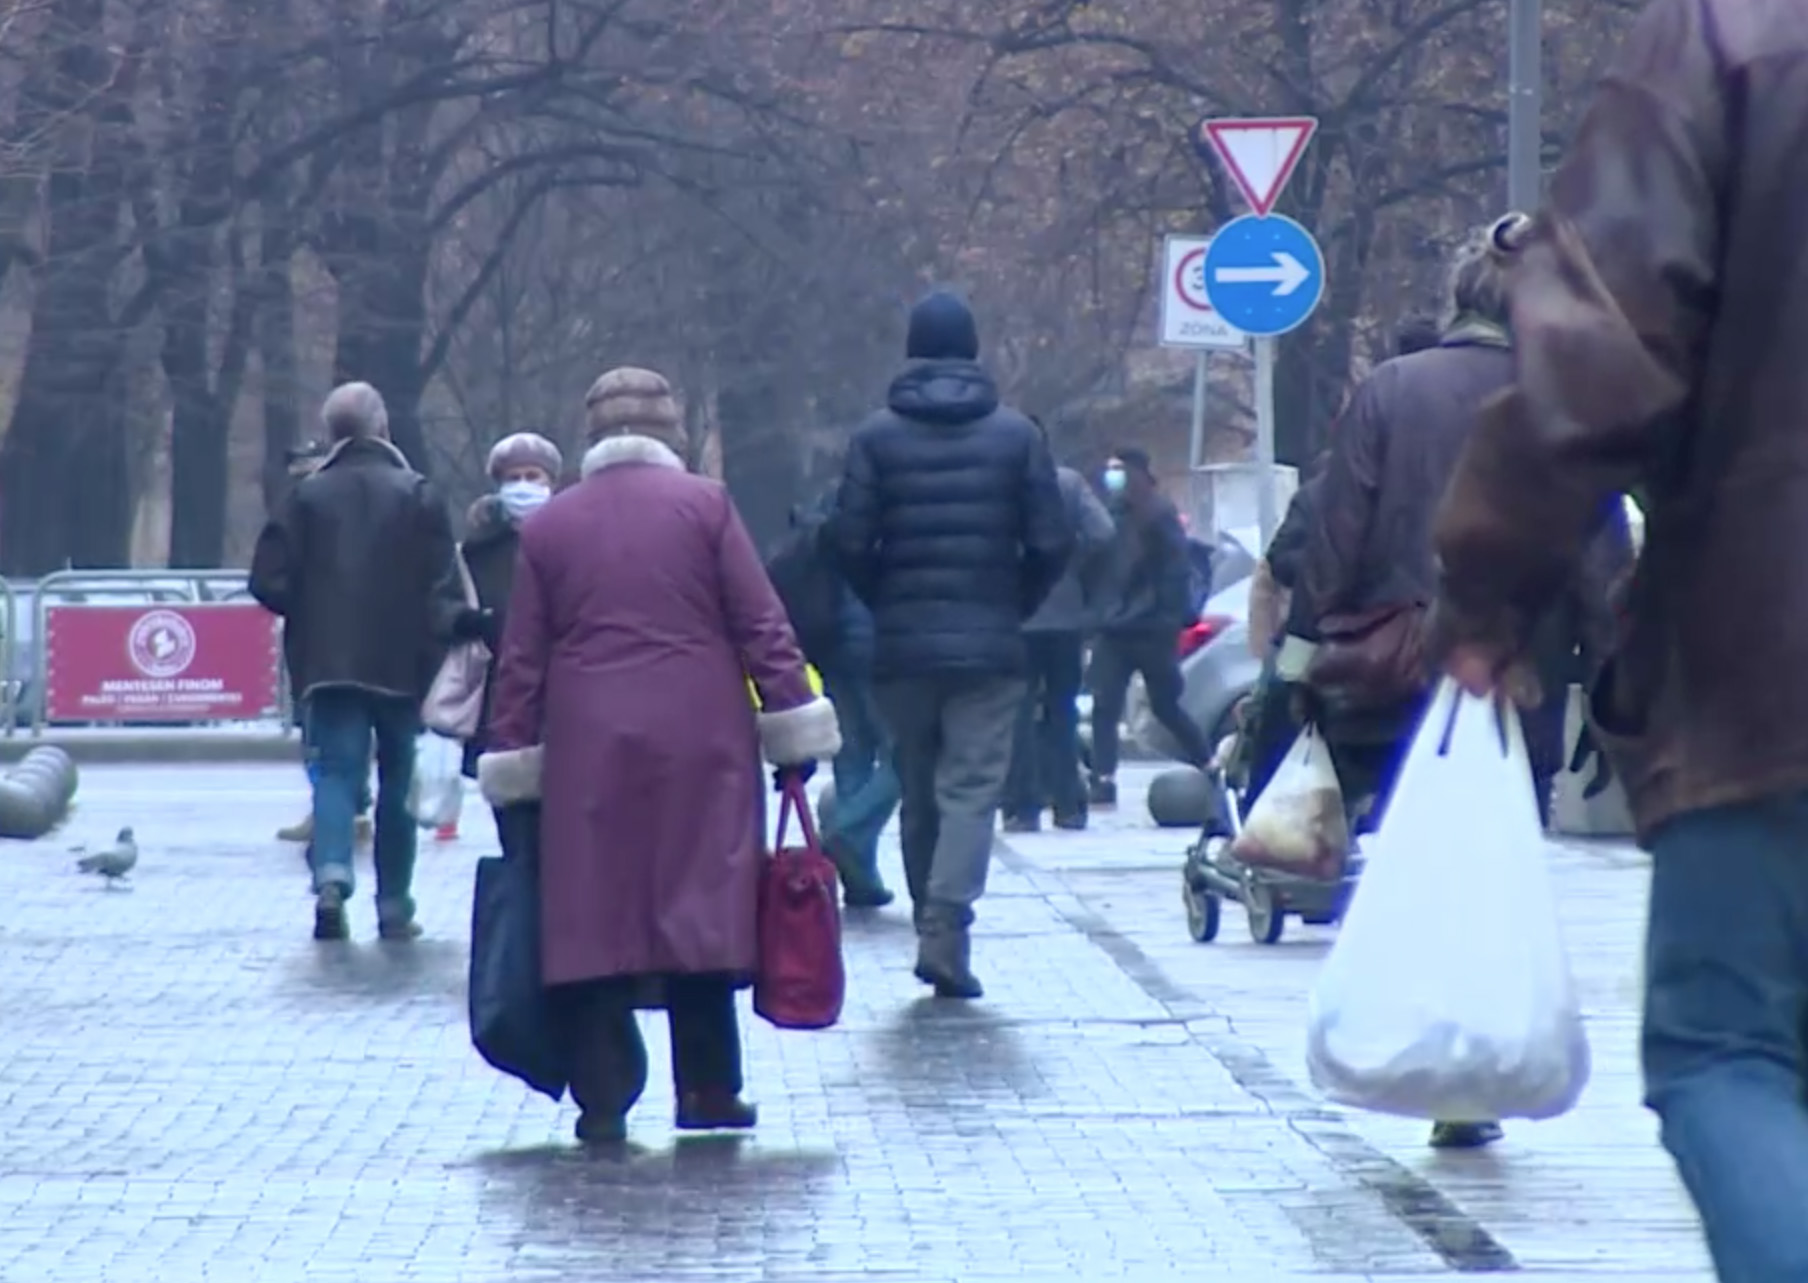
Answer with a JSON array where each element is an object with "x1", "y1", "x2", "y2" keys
[
  {"x1": 827, "y1": 290, "x2": 1072, "y2": 1000},
  {"x1": 458, "y1": 431, "x2": 564, "y2": 785}
]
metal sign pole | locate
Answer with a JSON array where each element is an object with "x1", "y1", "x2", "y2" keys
[
  {"x1": 1507, "y1": 0, "x2": 1543, "y2": 212},
  {"x1": 1254, "y1": 337, "x2": 1278, "y2": 548},
  {"x1": 1187, "y1": 350, "x2": 1208, "y2": 471}
]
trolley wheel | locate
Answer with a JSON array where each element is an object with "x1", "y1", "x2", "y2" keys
[
  {"x1": 1243, "y1": 873, "x2": 1285, "y2": 945},
  {"x1": 1182, "y1": 876, "x2": 1222, "y2": 943}
]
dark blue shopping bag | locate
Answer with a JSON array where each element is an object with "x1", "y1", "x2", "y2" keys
[{"x1": 469, "y1": 803, "x2": 566, "y2": 1100}]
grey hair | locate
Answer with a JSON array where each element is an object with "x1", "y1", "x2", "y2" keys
[
  {"x1": 320, "y1": 382, "x2": 390, "y2": 442},
  {"x1": 1445, "y1": 212, "x2": 1532, "y2": 327}
]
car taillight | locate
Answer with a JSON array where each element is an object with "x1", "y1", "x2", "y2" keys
[{"x1": 1177, "y1": 614, "x2": 1231, "y2": 660}]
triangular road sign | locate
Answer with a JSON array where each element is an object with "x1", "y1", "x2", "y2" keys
[{"x1": 1201, "y1": 117, "x2": 1317, "y2": 217}]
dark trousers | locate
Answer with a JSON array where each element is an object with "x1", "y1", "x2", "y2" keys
[
  {"x1": 553, "y1": 973, "x2": 742, "y2": 1120},
  {"x1": 1643, "y1": 794, "x2": 1808, "y2": 1281},
  {"x1": 1003, "y1": 631, "x2": 1087, "y2": 821},
  {"x1": 1088, "y1": 630, "x2": 1214, "y2": 776}
]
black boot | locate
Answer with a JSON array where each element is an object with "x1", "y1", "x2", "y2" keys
[
  {"x1": 913, "y1": 906, "x2": 983, "y2": 1000},
  {"x1": 676, "y1": 1089, "x2": 758, "y2": 1131}
]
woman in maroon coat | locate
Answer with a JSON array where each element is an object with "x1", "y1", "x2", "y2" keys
[{"x1": 477, "y1": 366, "x2": 840, "y2": 1144}]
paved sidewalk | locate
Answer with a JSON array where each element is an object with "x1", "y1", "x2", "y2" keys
[
  {"x1": 0, "y1": 763, "x2": 1709, "y2": 1281},
  {"x1": 997, "y1": 765, "x2": 1713, "y2": 1280}
]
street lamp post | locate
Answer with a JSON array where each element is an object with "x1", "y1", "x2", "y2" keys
[{"x1": 1507, "y1": 0, "x2": 1543, "y2": 212}]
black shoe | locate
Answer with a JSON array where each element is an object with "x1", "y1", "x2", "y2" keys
[
  {"x1": 676, "y1": 1090, "x2": 758, "y2": 1131},
  {"x1": 914, "y1": 921, "x2": 984, "y2": 1000},
  {"x1": 1428, "y1": 1121, "x2": 1504, "y2": 1149},
  {"x1": 1001, "y1": 814, "x2": 1040, "y2": 834},
  {"x1": 312, "y1": 885, "x2": 349, "y2": 941},
  {"x1": 1052, "y1": 810, "x2": 1088, "y2": 831},
  {"x1": 1088, "y1": 775, "x2": 1117, "y2": 808},
  {"x1": 575, "y1": 1112, "x2": 628, "y2": 1145}
]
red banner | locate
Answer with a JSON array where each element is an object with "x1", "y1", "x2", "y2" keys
[{"x1": 45, "y1": 603, "x2": 282, "y2": 723}]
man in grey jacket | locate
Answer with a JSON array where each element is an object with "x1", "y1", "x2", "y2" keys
[{"x1": 1002, "y1": 426, "x2": 1113, "y2": 831}]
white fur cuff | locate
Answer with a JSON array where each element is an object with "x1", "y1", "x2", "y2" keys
[
  {"x1": 758, "y1": 696, "x2": 842, "y2": 766},
  {"x1": 477, "y1": 746, "x2": 543, "y2": 807}
]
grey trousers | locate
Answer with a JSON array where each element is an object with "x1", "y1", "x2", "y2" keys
[{"x1": 875, "y1": 675, "x2": 1025, "y2": 928}]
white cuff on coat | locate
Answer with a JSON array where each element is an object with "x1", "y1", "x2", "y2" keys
[
  {"x1": 758, "y1": 695, "x2": 841, "y2": 766},
  {"x1": 477, "y1": 746, "x2": 542, "y2": 807}
]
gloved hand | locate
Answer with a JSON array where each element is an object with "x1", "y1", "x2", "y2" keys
[
  {"x1": 451, "y1": 606, "x2": 496, "y2": 645},
  {"x1": 772, "y1": 760, "x2": 817, "y2": 792}
]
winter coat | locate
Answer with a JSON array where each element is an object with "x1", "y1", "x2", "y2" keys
[
  {"x1": 1304, "y1": 338, "x2": 1518, "y2": 621},
  {"x1": 457, "y1": 495, "x2": 521, "y2": 776},
  {"x1": 249, "y1": 437, "x2": 461, "y2": 703},
  {"x1": 477, "y1": 433, "x2": 840, "y2": 987},
  {"x1": 1266, "y1": 474, "x2": 1323, "y2": 642},
  {"x1": 1433, "y1": 0, "x2": 1802, "y2": 841},
  {"x1": 828, "y1": 359, "x2": 1072, "y2": 679},
  {"x1": 1095, "y1": 493, "x2": 1194, "y2": 636},
  {"x1": 1024, "y1": 465, "x2": 1114, "y2": 633}
]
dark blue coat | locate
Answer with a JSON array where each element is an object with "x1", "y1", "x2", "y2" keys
[{"x1": 828, "y1": 360, "x2": 1072, "y2": 679}]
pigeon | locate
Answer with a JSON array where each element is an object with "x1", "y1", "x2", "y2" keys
[{"x1": 76, "y1": 827, "x2": 137, "y2": 887}]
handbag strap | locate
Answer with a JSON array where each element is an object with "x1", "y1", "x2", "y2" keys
[
  {"x1": 453, "y1": 546, "x2": 479, "y2": 608},
  {"x1": 773, "y1": 776, "x2": 820, "y2": 852}
]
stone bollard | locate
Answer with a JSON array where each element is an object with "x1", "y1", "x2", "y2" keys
[
  {"x1": 0, "y1": 746, "x2": 79, "y2": 840},
  {"x1": 1147, "y1": 765, "x2": 1217, "y2": 829}
]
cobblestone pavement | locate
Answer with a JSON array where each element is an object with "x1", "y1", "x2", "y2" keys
[{"x1": 0, "y1": 762, "x2": 1709, "y2": 1281}]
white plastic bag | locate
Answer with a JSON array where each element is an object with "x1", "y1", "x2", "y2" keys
[
  {"x1": 1306, "y1": 678, "x2": 1590, "y2": 1121},
  {"x1": 408, "y1": 732, "x2": 464, "y2": 830},
  {"x1": 1230, "y1": 725, "x2": 1349, "y2": 881}
]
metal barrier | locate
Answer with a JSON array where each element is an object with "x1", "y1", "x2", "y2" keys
[{"x1": 25, "y1": 569, "x2": 291, "y2": 735}]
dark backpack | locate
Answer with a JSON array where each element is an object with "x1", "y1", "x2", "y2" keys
[{"x1": 765, "y1": 521, "x2": 843, "y2": 668}]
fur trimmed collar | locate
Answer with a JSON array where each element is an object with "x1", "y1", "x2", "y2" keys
[{"x1": 580, "y1": 434, "x2": 685, "y2": 478}]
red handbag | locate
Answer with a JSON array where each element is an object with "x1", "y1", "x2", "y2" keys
[{"x1": 752, "y1": 778, "x2": 846, "y2": 1030}]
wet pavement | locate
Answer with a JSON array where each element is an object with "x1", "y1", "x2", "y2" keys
[{"x1": 0, "y1": 762, "x2": 1709, "y2": 1281}]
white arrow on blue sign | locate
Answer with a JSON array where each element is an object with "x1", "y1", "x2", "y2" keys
[{"x1": 1202, "y1": 214, "x2": 1325, "y2": 337}]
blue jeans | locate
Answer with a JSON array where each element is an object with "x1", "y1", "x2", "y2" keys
[
  {"x1": 305, "y1": 757, "x2": 372, "y2": 815},
  {"x1": 1644, "y1": 793, "x2": 1808, "y2": 1282},
  {"x1": 305, "y1": 688, "x2": 420, "y2": 922},
  {"x1": 818, "y1": 667, "x2": 898, "y2": 889}
]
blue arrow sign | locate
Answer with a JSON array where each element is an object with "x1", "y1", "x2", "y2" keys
[{"x1": 1202, "y1": 214, "x2": 1324, "y2": 337}]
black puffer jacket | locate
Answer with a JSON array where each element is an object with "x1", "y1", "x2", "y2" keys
[
  {"x1": 828, "y1": 359, "x2": 1072, "y2": 679},
  {"x1": 249, "y1": 437, "x2": 462, "y2": 703},
  {"x1": 458, "y1": 495, "x2": 521, "y2": 774}
]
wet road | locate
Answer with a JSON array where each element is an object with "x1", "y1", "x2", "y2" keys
[{"x1": 0, "y1": 762, "x2": 1708, "y2": 1281}]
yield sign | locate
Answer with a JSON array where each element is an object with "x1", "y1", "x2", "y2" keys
[{"x1": 1199, "y1": 116, "x2": 1317, "y2": 217}]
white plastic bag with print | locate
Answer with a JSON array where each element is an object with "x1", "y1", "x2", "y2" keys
[
  {"x1": 1230, "y1": 724, "x2": 1349, "y2": 882},
  {"x1": 1306, "y1": 678, "x2": 1590, "y2": 1121},
  {"x1": 408, "y1": 732, "x2": 464, "y2": 830}
]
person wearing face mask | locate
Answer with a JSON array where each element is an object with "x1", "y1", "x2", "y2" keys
[
  {"x1": 1088, "y1": 448, "x2": 1216, "y2": 806},
  {"x1": 456, "y1": 431, "x2": 563, "y2": 791}
]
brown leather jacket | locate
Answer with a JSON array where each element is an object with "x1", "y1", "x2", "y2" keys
[
  {"x1": 1305, "y1": 339, "x2": 1516, "y2": 622},
  {"x1": 1433, "y1": 0, "x2": 1808, "y2": 840}
]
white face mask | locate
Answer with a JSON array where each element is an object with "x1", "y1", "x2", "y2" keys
[
  {"x1": 498, "y1": 479, "x2": 551, "y2": 522},
  {"x1": 1102, "y1": 467, "x2": 1127, "y2": 496}
]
